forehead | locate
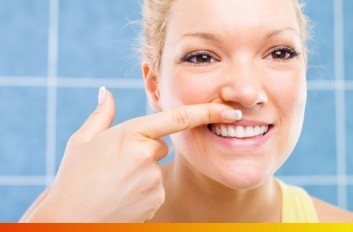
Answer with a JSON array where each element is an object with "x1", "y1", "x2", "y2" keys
[{"x1": 167, "y1": 0, "x2": 299, "y2": 38}]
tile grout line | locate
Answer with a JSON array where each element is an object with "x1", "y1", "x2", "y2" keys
[
  {"x1": 45, "y1": 0, "x2": 59, "y2": 186},
  {"x1": 0, "y1": 176, "x2": 47, "y2": 186},
  {"x1": 0, "y1": 76, "x2": 144, "y2": 88},
  {"x1": 278, "y1": 175, "x2": 353, "y2": 186},
  {"x1": 57, "y1": 77, "x2": 144, "y2": 88},
  {"x1": 1, "y1": 76, "x2": 353, "y2": 90},
  {"x1": 334, "y1": 0, "x2": 347, "y2": 209}
]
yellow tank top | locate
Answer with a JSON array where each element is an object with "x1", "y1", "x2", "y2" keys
[{"x1": 276, "y1": 179, "x2": 319, "y2": 223}]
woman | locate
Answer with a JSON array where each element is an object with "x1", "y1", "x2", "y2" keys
[{"x1": 21, "y1": 0, "x2": 353, "y2": 222}]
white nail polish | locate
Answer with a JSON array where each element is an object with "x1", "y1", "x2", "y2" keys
[
  {"x1": 98, "y1": 86, "x2": 107, "y2": 104},
  {"x1": 222, "y1": 109, "x2": 242, "y2": 121}
]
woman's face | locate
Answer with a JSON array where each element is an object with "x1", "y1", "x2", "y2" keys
[{"x1": 151, "y1": 0, "x2": 307, "y2": 189}]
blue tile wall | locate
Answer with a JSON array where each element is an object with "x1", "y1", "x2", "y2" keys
[
  {"x1": 305, "y1": 185, "x2": 338, "y2": 206},
  {"x1": 0, "y1": 87, "x2": 46, "y2": 176},
  {"x1": 0, "y1": 0, "x2": 48, "y2": 77},
  {"x1": 58, "y1": 0, "x2": 142, "y2": 79},
  {"x1": 0, "y1": 0, "x2": 352, "y2": 222},
  {"x1": 0, "y1": 186, "x2": 45, "y2": 222},
  {"x1": 349, "y1": 186, "x2": 353, "y2": 211},
  {"x1": 347, "y1": 92, "x2": 353, "y2": 175},
  {"x1": 344, "y1": 0, "x2": 353, "y2": 80}
]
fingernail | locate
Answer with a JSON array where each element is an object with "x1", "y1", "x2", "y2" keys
[
  {"x1": 98, "y1": 86, "x2": 107, "y2": 104},
  {"x1": 221, "y1": 109, "x2": 242, "y2": 121}
]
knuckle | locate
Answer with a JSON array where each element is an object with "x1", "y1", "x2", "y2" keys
[
  {"x1": 172, "y1": 109, "x2": 190, "y2": 131},
  {"x1": 135, "y1": 148, "x2": 155, "y2": 163},
  {"x1": 138, "y1": 153, "x2": 153, "y2": 164},
  {"x1": 159, "y1": 140, "x2": 169, "y2": 156},
  {"x1": 153, "y1": 139, "x2": 169, "y2": 160},
  {"x1": 136, "y1": 141, "x2": 165, "y2": 163}
]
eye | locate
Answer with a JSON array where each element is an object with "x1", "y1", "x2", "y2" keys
[
  {"x1": 267, "y1": 47, "x2": 300, "y2": 61},
  {"x1": 182, "y1": 51, "x2": 218, "y2": 65}
]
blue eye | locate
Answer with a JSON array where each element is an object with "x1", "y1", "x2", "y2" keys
[
  {"x1": 182, "y1": 51, "x2": 217, "y2": 65},
  {"x1": 269, "y1": 47, "x2": 300, "y2": 60}
]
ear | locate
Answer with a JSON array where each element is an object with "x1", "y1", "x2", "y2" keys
[{"x1": 142, "y1": 63, "x2": 162, "y2": 112}]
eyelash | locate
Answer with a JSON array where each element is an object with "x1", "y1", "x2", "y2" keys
[
  {"x1": 268, "y1": 46, "x2": 300, "y2": 61},
  {"x1": 181, "y1": 46, "x2": 300, "y2": 65},
  {"x1": 181, "y1": 51, "x2": 218, "y2": 65}
]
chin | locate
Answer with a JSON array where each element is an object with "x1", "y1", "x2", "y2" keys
[{"x1": 211, "y1": 162, "x2": 274, "y2": 190}]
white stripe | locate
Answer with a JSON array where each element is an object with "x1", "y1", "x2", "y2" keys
[
  {"x1": 0, "y1": 77, "x2": 47, "y2": 87},
  {"x1": 277, "y1": 175, "x2": 353, "y2": 186},
  {"x1": 45, "y1": 0, "x2": 60, "y2": 186},
  {"x1": 0, "y1": 176, "x2": 46, "y2": 186},
  {"x1": 0, "y1": 76, "x2": 144, "y2": 88},
  {"x1": 57, "y1": 77, "x2": 144, "y2": 88},
  {"x1": 334, "y1": 0, "x2": 347, "y2": 209}
]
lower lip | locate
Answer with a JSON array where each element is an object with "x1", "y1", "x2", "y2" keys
[{"x1": 206, "y1": 126, "x2": 273, "y2": 150}]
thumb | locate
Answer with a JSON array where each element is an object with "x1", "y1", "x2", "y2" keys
[{"x1": 76, "y1": 87, "x2": 116, "y2": 141}]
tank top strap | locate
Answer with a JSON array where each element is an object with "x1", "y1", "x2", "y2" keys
[{"x1": 276, "y1": 179, "x2": 319, "y2": 223}]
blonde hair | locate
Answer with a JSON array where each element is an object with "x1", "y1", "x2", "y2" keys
[{"x1": 141, "y1": 0, "x2": 310, "y2": 70}]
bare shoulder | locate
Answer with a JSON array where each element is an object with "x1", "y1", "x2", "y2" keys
[{"x1": 312, "y1": 196, "x2": 353, "y2": 222}]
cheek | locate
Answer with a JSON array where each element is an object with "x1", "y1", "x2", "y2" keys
[
  {"x1": 269, "y1": 70, "x2": 307, "y2": 118},
  {"x1": 269, "y1": 71, "x2": 307, "y2": 154},
  {"x1": 158, "y1": 71, "x2": 218, "y2": 162},
  {"x1": 159, "y1": 70, "x2": 221, "y2": 108}
]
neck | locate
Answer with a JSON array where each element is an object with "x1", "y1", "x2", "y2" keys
[{"x1": 149, "y1": 156, "x2": 282, "y2": 222}]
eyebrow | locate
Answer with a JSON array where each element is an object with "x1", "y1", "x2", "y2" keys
[
  {"x1": 266, "y1": 27, "x2": 300, "y2": 39},
  {"x1": 181, "y1": 32, "x2": 222, "y2": 42},
  {"x1": 181, "y1": 27, "x2": 300, "y2": 42}
]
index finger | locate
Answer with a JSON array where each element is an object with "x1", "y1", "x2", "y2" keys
[{"x1": 131, "y1": 103, "x2": 242, "y2": 139}]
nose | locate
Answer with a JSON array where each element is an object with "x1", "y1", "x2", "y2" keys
[{"x1": 220, "y1": 61, "x2": 268, "y2": 109}]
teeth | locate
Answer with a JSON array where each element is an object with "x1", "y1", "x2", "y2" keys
[
  {"x1": 228, "y1": 126, "x2": 236, "y2": 137},
  {"x1": 244, "y1": 126, "x2": 254, "y2": 137},
  {"x1": 235, "y1": 126, "x2": 245, "y2": 138},
  {"x1": 254, "y1": 126, "x2": 261, "y2": 135},
  {"x1": 210, "y1": 124, "x2": 269, "y2": 138},
  {"x1": 221, "y1": 125, "x2": 228, "y2": 137}
]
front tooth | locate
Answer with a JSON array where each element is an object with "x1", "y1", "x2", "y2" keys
[
  {"x1": 227, "y1": 126, "x2": 236, "y2": 137},
  {"x1": 244, "y1": 127, "x2": 254, "y2": 138},
  {"x1": 254, "y1": 126, "x2": 261, "y2": 135},
  {"x1": 235, "y1": 126, "x2": 245, "y2": 138},
  {"x1": 221, "y1": 125, "x2": 228, "y2": 137}
]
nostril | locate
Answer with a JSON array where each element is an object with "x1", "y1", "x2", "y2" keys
[
  {"x1": 220, "y1": 85, "x2": 268, "y2": 109},
  {"x1": 257, "y1": 92, "x2": 268, "y2": 104}
]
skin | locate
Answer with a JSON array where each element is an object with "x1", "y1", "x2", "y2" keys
[
  {"x1": 20, "y1": 90, "x2": 241, "y2": 222},
  {"x1": 20, "y1": 0, "x2": 353, "y2": 222},
  {"x1": 156, "y1": 0, "x2": 306, "y2": 190},
  {"x1": 145, "y1": 0, "x2": 306, "y2": 222},
  {"x1": 144, "y1": 0, "x2": 353, "y2": 222}
]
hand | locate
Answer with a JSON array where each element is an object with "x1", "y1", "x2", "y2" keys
[{"x1": 24, "y1": 87, "x2": 242, "y2": 222}]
